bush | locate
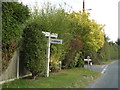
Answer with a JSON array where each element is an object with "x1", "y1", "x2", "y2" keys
[
  {"x1": 76, "y1": 51, "x2": 84, "y2": 67},
  {"x1": 50, "y1": 62, "x2": 60, "y2": 72},
  {"x1": 22, "y1": 22, "x2": 47, "y2": 79},
  {"x1": 69, "y1": 51, "x2": 80, "y2": 68}
]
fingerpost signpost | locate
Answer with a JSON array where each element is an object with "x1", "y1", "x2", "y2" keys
[{"x1": 42, "y1": 31, "x2": 62, "y2": 77}]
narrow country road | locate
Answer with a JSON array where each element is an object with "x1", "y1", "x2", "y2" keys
[{"x1": 86, "y1": 60, "x2": 119, "y2": 88}]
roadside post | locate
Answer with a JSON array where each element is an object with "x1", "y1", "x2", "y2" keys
[
  {"x1": 59, "y1": 61, "x2": 62, "y2": 70},
  {"x1": 17, "y1": 49, "x2": 19, "y2": 79},
  {"x1": 42, "y1": 31, "x2": 62, "y2": 77},
  {"x1": 87, "y1": 56, "x2": 90, "y2": 68},
  {"x1": 84, "y1": 56, "x2": 92, "y2": 69}
]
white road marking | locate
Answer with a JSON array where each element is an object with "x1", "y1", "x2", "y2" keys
[{"x1": 101, "y1": 65, "x2": 108, "y2": 73}]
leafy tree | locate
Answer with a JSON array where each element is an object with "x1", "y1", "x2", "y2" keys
[
  {"x1": 64, "y1": 11, "x2": 105, "y2": 67},
  {"x1": 67, "y1": 11, "x2": 104, "y2": 52},
  {"x1": 91, "y1": 35, "x2": 119, "y2": 64}
]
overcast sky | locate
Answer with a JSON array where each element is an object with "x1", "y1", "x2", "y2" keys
[{"x1": 19, "y1": 0, "x2": 119, "y2": 42}]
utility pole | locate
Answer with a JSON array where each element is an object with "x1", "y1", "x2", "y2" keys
[{"x1": 83, "y1": 0, "x2": 85, "y2": 12}]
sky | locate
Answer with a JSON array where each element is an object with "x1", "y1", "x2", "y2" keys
[{"x1": 19, "y1": 0, "x2": 119, "y2": 42}]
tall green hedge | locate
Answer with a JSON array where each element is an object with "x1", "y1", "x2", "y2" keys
[
  {"x1": 22, "y1": 20, "x2": 47, "y2": 79},
  {"x1": 2, "y1": 2, "x2": 29, "y2": 45},
  {"x1": 2, "y1": 2, "x2": 30, "y2": 71}
]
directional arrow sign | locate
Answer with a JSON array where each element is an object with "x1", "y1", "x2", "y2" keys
[
  {"x1": 50, "y1": 39, "x2": 62, "y2": 44},
  {"x1": 51, "y1": 33, "x2": 58, "y2": 38},
  {"x1": 42, "y1": 31, "x2": 50, "y2": 36},
  {"x1": 84, "y1": 59, "x2": 92, "y2": 62},
  {"x1": 42, "y1": 31, "x2": 58, "y2": 38}
]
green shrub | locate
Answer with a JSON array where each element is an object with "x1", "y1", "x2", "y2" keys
[
  {"x1": 22, "y1": 22, "x2": 47, "y2": 79},
  {"x1": 69, "y1": 51, "x2": 80, "y2": 68},
  {"x1": 76, "y1": 51, "x2": 84, "y2": 67},
  {"x1": 50, "y1": 56, "x2": 60, "y2": 72}
]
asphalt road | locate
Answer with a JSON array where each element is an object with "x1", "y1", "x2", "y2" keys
[{"x1": 86, "y1": 60, "x2": 119, "y2": 88}]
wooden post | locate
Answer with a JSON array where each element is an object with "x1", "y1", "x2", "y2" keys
[
  {"x1": 17, "y1": 49, "x2": 19, "y2": 79},
  {"x1": 45, "y1": 34, "x2": 51, "y2": 77}
]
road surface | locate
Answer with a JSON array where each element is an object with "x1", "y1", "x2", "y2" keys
[{"x1": 86, "y1": 60, "x2": 119, "y2": 88}]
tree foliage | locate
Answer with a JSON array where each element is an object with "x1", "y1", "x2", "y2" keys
[
  {"x1": 89, "y1": 35, "x2": 118, "y2": 64},
  {"x1": 63, "y1": 11, "x2": 105, "y2": 68},
  {"x1": 67, "y1": 11, "x2": 104, "y2": 51}
]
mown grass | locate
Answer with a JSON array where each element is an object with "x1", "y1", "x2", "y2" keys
[{"x1": 3, "y1": 68, "x2": 102, "y2": 88}]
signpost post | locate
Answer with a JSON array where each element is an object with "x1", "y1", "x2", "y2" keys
[
  {"x1": 42, "y1": 31, "x2": 62, "y2": 77},
  {"x1": 46, "y1": 34, "x2": 51, "y2": 77}
]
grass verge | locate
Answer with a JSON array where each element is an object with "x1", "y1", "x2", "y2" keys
[
  {"x1": 100, "y1": 60, "x2": 116, "y2": 65},
  {"x1": 3, "y1": 68, "x2": 102, "y2": 88}
]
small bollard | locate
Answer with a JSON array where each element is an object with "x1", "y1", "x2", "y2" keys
[{"x1": 90, "y1": 62, "x2": 92, "y2": 66}]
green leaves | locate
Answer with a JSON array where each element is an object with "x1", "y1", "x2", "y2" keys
[
  {"x1": 2, "y1": 2, "x2": 30, "y2": 71},
  {"x1": 22, "y1": 22, "x2": 47, "y2": 77},
  {"x1": 30, "y1": 3, "x2": 73, "y2": 70},
  {"x1": 67, "y1": 11, "x2": 104, "y2": 52},
  {"x1": 2, "y1": 2, "x2": 30, "y2": 45}
]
